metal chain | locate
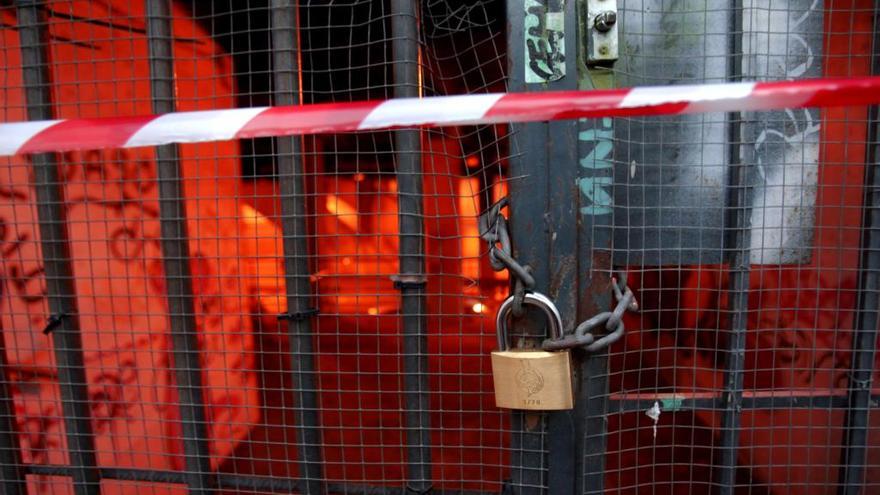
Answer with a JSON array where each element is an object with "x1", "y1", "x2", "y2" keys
[
  {"x1": 479, "y1": 197, "x2": 535, "y2": 316},
  {"x1": 478, "y1": 197, "x2": 536, "y2": 288},
  {"x1": 480, "y1": 197, "x2": 637, "y2": 352},
  {"x1": 542, "y1": 273, "x2": 638, "y2": 353}
]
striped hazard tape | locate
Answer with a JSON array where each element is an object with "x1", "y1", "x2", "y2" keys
[{"x1": 2, "y1": 77, "x2": 880, "y2": 156}]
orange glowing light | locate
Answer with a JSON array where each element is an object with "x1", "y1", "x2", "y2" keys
[
  {"x1": 0, "y1": 1, "x2": 260, "y2": 482},
  {"x1": 458, "y1": 178, "x2": 481, "y2": 283},
  {"x1": 239, "y1": 203, "x2": 286, "y2": 315},
  {"x1": 465, "y1": 155, "x2": 480, "y2": 168},
  {"x1": 471, "y1": 303, "x2": 486, "y2": 314},
  {"x1": 492, "y1": 179, "x2": 508, "y2": 204},
  {"x1": 325, "y1": 194, "x2": 359, "y2": 231}
]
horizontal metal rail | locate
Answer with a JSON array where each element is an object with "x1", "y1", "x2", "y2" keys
[
  {"x1": 25, "y1": 465, "x2": 489, "y2": 495},
  {"x1": 608, "y1": 392, "x2": 880, "y2": 413}
]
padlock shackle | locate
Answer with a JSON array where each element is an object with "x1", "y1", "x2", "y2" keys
[{"x1": 495, "y1": 291, "x2": 564, "y2": 350}]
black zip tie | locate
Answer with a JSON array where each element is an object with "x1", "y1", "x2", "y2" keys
[
  {"x1": 277, "y1": 307, "x2": 320, "y2": 322},
  {"x1": 391, "y1": 274, "x2": 428, "y2": 291},
  {"x1": 846, "y1": 373, "x2": 874, "y2": 391},
  {"x1": 855, "y1": 378, "x2": 874, "y2": 391},
  {"x1": 42, "y1": 312, "x2": 68, "y2": 335},
  {"x1": 393, "y1": 279, "x2": 428, "y2": 290}
]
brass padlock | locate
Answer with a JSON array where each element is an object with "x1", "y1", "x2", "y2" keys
[{"x1": 491, "y1": 292, "x2": 574, "y2": 410}]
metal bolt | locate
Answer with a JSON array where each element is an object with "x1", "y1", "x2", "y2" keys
[
  {"x1": 594, "y1": 11, "x2": 617, "y2": 33},
  {"x1": 598, "y1": 45, "x2": 609, "y2": 56}
]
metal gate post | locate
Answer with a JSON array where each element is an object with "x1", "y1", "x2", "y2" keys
[
  {"x1": 15, "y1": 2, "x2": 102, "y2": 494},
  {"x1": 390, "y1": 1, "x2": 434, "y2": 492},
  {"x1": 838, "y1": 9, "x2": 880, "y2": 493},
  {"x1": 145, "y1": 1, "x2": 214, "y2": 493},
  {"x1": 574, "y1": 90, "x2": 615, "y2": 495},
  {"x1": 714, "y1": 127, "x2": 752, "y2": 494},
  {"x1": 506, "y1": 0, "x2": 581, "y2": 492},
  {"x1": 715, "y1": 1, "x2": 750, "y2": 491},
  {"x1": 573, "y1": 1, "x2": 618, "y2": 492},
  {"x1": 269, "y1": 2, "x2": 326, "y2": 493}
]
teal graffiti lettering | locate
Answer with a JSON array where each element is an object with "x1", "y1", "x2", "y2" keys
[
  {"x1": 578, "y1": 176, "x2": 613, "y2": 216},
  {"x1": 580, "y1": 140, "x2": 613, "y2": 169},
  {"x1": 578, "y1": 127, "x2": 613, "y2": 143},
  {"x1": 578, "y1": 118, "x2": 614, "y2": 216}
]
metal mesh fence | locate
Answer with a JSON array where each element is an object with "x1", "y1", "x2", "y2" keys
[
  {"x1": 602, "y1": 2, "x2": 879, "y2": 493},
  {"x1": 0, "y1": 0, "x2": 877, "y2": 494}
]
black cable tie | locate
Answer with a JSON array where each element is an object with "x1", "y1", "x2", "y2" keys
[
  {"x1": 391, "y1": 274, "x2": 428, "y2": 291},
  {"x1": 277, "y1": 307, "x2": 320, "y2": 322},
  {"x1": 393, "y1": 280, "x2": 428, "y2": 290},
  {"x1": 852, "y1": 376, "x2": 873, "y2": 391},
  {"x1": 42, "y1": 313, "x2": 68, "y2": 335}
]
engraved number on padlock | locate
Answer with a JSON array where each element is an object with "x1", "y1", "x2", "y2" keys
[{"x1": 491, "y1": 292, "x2": 574, "y2": 410}]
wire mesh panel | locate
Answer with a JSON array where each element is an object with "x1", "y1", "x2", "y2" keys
[
  {"x1": 600, "y1": 1, "x2": 880, "y2": 494},
  {"x1": 0, "y1": 1, "x2": 877, "y2": 494}
]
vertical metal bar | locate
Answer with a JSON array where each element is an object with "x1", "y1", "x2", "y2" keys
[
  {"x1": 506, "y1": 0, "x2": 582, "y2": 492},
  {"x1": 390, "y1": 1, "x2": 433, "y2": 492},
  {"x1": 145, "y1": 1, "x2": 213, "y2": 493},
  {"x1": 715, "y1": 1, "x2": 748, "y2": 490},
  {"x1": 545, "y1": 1, "x2": 580, "y2": 493},
  {"x1": 15, "y1": 2, "x2": 101, "y2": 494},
  {"x1": 715, "y1": 128, "x2": 751, "y2": 494},
  {"x1": 576, "y1": 122, "x2": 615, "y2": 494},
  {"x1": 507, "y1": 166, "x2": 550, "y2": 491},
  {"x1": 575, "y1": 2, "x2": 618, "y2": 492},
  {"x1": 0, "y1": 321, "x2": 27, "y2": 495},
  {"x1": 504, "y1": 0, "x2": 550, "y2": 491},
  {"x1": 269, "y1": 1, "x2": 325, "y2": 493},
  {"x1": 838, "y1": 10, "x2": 880, "y2": 494}
]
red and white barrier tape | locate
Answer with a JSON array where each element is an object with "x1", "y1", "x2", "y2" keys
[{"x1": 3, "y1": 77, "x2": 880, "y2": 156}]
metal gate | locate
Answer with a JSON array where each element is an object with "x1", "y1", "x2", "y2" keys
[{"x1": 0, "y1": 0, "x2": 878, "y2": 493}]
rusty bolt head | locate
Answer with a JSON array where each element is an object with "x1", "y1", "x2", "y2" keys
[{"x1": 594, "y1": 11, "x2": 617, "y2": 33}]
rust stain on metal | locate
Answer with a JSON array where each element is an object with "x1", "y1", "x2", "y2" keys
[
  {"x1": 584, "y1": 250, "x2": 613, "y2": 311},
  {"x1": 550, "y1": 253, "x2": 576, "y2": 296}
]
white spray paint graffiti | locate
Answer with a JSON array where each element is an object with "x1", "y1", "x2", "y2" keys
[
  {"x1": 744, "y1": 0, "x2": 822, "y2": 264},
  {"x1": 581, "y1": 0, "x2": 822, "y2": 264}
]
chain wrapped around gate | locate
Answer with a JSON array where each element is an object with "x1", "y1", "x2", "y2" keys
[{"x1": 479, "y1": 197, "x2": 638, "y2": 353}]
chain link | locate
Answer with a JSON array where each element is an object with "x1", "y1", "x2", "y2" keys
[
  {"x1": 511, "y1": 266, "x2": 532, "y2": 318},
  {"x1": 542, "y1": 273, "x2": 638, "y2": 353},
  {"x1": 479, "y1": 197, "x2": 535, "y2": 316},
  {"x1": 478, "y1": 197, "x2": 536, "y2": 288}
]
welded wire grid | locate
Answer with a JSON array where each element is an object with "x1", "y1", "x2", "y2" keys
[
  {"x1": 0, "y1": 1, "x2": 878, "y2": 495},
  {"x1": 2, "y1": 0, "x2": 509, "y2": 493},
  {"x1": 601, "y1": 0, "x2": 880, "y2": 493}
]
